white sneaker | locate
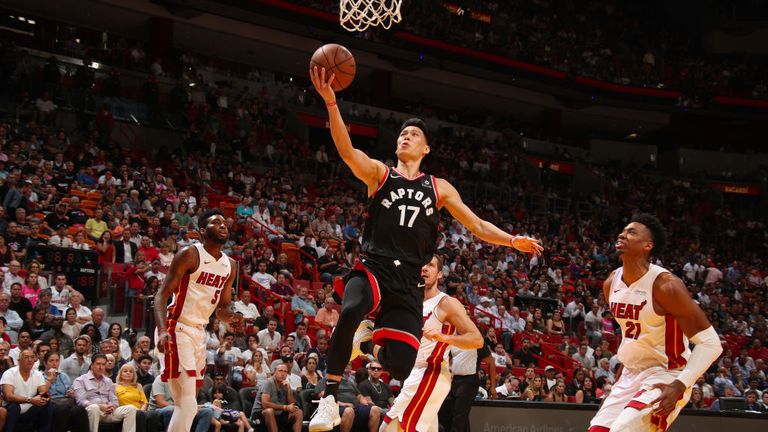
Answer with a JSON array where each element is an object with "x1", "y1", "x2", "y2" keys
[
  {"x1": 350, "y1": 319, "x2": 374, "y2": 361},
  {"x1": 309, "y1": 395, "x2": 341, "y2": 432}
]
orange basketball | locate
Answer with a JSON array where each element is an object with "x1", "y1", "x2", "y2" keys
[{"x1": 310, "y1": 44, "x2": 356, "y2": 92}]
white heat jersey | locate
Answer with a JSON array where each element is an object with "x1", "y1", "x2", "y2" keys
[
  {"x1": 414, "y1": 292, "x2": 455, "y2": 368},
  {"x1": 609, "y1": 264, "x2": 690, "y2": 371},
  {"x1": 167, "y1": 243, "x2": 231, "y2": 327}
]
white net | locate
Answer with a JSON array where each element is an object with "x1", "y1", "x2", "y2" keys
[{"x1": 339, "y1": 0, "x2": 402, "y2": 32}]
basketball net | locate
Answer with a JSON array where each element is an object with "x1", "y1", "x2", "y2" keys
[{"x1": 339, "y1": 0, "x2": 402, "y2": 32}]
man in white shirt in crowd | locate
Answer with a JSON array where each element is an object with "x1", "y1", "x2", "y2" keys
[
  {"x1": 234, "y1": 290, "x2": 261, "y2": 328},
  {"x1": 257, "y1": 318, "x2": 282, "y2": 355},
  {"x1": 0, "y1": 348, "x2": 55, "y2": 431},
  {"x1": 48, "y1": 224, "x2": 73, "y2": 248},
  {"x1": 3, "y1": 261, "x2": 25, "y2": 293},
  {"x1": 252, "y1": 262, "x2": 277, "y2": 288},
  {"x1": 563, "y1": 296, "x2": 585, "y2": 335},
  {"x1": 594, "y1": 357, "x2": 615, "y2": 384},
  {"x1": 508, "y1": 307, "x2": 527, "y2": 334}
]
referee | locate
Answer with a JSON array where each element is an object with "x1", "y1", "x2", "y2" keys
[{"x1": 438, "y1": 342, "x2": 497, "y2": 432}]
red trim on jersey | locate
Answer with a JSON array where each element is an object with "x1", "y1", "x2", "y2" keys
[
  {"x1": 372, "y1": 328, "x2": 420, "y2": 350},
  {"x1": 651, "y1": 413, "x2": 668, "y2": 431},
  {"x1": 167, "y1": 274, "x2": 191, "y2": 322},
  {"x1": 431, "y1": 175, "x2": 441, "y2": 206},
  {"x1": 374, "y1": 168, "x2": 390, "y2": 193},
  {"x1": 626, "y1": 400, "x2": 647, "y2": 410},
  {"x1": 332, "y1": 260, "x2": 382, "y2": 314},
  {"x1": 665, "y1": 315, "x2": 687, "y2": 369},
  {"x1": 401, "y1": 341, "x2": 450, "y2": 432},
  {"x1": 383, "y1": 416, "x2": 392, "y2": 424},
  {"x1": 588, "y1": 427, "x2": 610, "y2": 432},
  {"x1": 161, "y1": 323, "x2": 180, "y2": 381},
  {"x1": 392, "y1": 167, "x2": 425, "y2": 181},
  {"x1": 161, "y1": 272, "x2": 191, "y2": 381}
]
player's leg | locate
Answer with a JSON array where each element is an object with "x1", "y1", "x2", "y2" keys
[
  {"x1": 167, "y1": 372, "x2": 198, "y2": 432},
  {"x1": 588, "y1": 369, "x2": 643, "y2": 431},
  {"x1": 311, "y1": 273, "x2": 374, "y2": 432},
  {"x1": 325, "y1": 273, "x2": 375, "y2": 389},
  {"x1": 610, "y1": 374, "x2": 692, "y2": 432},
  {"x1": 380, "y1": 416, "x2": 404, "y2": 432},
  {"x1": 371, "y1": 306, "x2": 421, "y2": 381}
]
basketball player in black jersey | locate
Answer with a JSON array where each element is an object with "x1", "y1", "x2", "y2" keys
[{"x1": 309, "y1": 66, "x2": 543, "y2": 431}]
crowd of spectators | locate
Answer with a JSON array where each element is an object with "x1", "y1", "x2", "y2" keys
[
  {"x1": 295, "y1": 0, "x2": 768, "y2": 106},
  {"x1": 0, "y1": 10, "x2": 764, "y2": 432}
]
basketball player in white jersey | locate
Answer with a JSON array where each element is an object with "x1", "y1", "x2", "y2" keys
[
  {"x1": 360, "y1": 256, "x2": 482, "y2": 432},
  {"x1": 588, "y1": 214, "x2": 722, "y2": 432},
  {"x1": 154, "y1": 209, "x2": 241, "y2": 432}
]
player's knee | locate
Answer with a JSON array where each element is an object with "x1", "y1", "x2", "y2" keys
[
  {"x1": 610, "y1": 408, "x2": 647, "y2": 432},
  {"x1": 386, "y1": 362, "x2": 412, "y2": 381}
]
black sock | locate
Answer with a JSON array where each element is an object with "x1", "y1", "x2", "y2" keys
[
  {"x1": 325, "y1": 379, "x2": 340, "y2": 399},
  {"x1": 361, "y1": 340, "x2": 374, "y2": 355}
]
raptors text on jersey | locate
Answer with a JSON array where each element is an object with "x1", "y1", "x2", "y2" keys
[{"x1": 362, "y1": 168, "x2": 439, "y2": 266}]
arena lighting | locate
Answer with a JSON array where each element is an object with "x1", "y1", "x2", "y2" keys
[
  {"x1": 18, "y1": 16, "x2": 26, "y2": 22},
  {"x1": 27, "y1": 19, "x2": 36, "y2": 25},
  {"x1": 188, "y1": 82, "x2": 196, "y2": 87}
]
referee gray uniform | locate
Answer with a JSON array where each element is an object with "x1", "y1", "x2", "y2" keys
[{"x1": 438, "y1": 343, "x2": 493, "y2": 432}]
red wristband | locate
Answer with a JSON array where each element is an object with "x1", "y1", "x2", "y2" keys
[{"x1": 326, "y1": 101, "x2": 337, "y2": 108}]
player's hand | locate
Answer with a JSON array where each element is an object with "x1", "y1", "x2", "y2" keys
[
  {"x1": 649, "y1": 380, "x2": 686, "y2": 421},
  {"x1": 310, "y1": 66, "x2": 337, "y2": 105},
  {"x1": 423, "y1": 327, "x2": 449, "y2": 344},
  {"x1": 489, "y1": 388, "x2": 498, "y2": 400},
  {"x1": 157, "y1": 328, "x2": 170, "y2": 354},
  {"x1": 511, "y1": 236, "x2": 544, "y2": 256}
]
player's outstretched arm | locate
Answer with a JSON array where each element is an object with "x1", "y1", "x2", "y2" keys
[
  {"x1": 436, "y1": 178, "x2": 543, "y2": 255},
  {"x1": 310, "y1": 66, "x2": 386, "y2": 195},
  {"x1": 649, "y1": 273, "x2": 722, "y2": 419},
  {"x1": 154, "y1": 246, "x2": 198, "y2": 343},
  {"x1": 424, "y1": 297, "x2": 483, "y2": 350},
  {"x1": 215, "y1": 257, "x2": 240, "y2": 324}
]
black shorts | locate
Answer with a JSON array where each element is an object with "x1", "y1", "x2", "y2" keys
[
  {"x1": 251, "y1": 409, "x2": 293, "y2": 428},
  {"x1": 334, "y1": 254, "x2": 424, "y2": 350},
  {"x1": 338, "y1": 405, "x2": 375, "y2": 429}
]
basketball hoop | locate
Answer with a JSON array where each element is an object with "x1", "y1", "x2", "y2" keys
[{"x1": 339, "y1": 0, "x2": 402, "y2": 32}]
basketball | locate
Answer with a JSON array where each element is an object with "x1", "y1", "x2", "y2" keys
[{"x1": 310, "y1": 43, "x2": 356, "y2": 91}]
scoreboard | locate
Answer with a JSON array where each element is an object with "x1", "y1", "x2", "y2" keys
[{"x1": 27, "y1": 246, "x2": 99, "y2": 299}]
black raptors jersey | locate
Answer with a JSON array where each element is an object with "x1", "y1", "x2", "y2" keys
[{"x1": 362, "y1": 167, "x2": 440, "y2": 265}]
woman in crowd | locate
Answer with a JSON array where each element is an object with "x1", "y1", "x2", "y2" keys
[
  {"x1": 27, "y1": 260, "x2": 48, "y2": 290},
  {"x1": 301, "y1": 354, "x2": 322, "y2": 391},
  {"x1": 62, "y1": 307, "x2": 83, "y2": 340},
  {"x1": 109, "y1": 322, "x2": 132, "y2": 360},
  {"x1": 80, "y1": 323, "x2": 101, "y2": 355},
  {"x1": 522, "y1": 375, "x2": 547, "y2": 401},
  {"x1": 529, "y1": 308, "x2": 547, "y2": 333},
  {"x1": 40, "y1": 351, "x2": 89, "y2": 432},
  {"x1": 71, "y1": 231, "x2": 90, "y2": 250},
  {"x1": 576, "y1": 376, "x2": 599, "y2": 404},
  {"x1": 21, "y1": 272, "x2": 43, "y2": 307},
  {"x1": 546, "y1": 310, "x2": 566, "y2": 336},
  {"x1": 243, "y1": 349, "x2": 270, "y2": 389},
  {"x1": 546, "y1": 380, "x2": 567, "y2": 402},
  {"x1": 685, "y1": 387, "x2": 707, "y2": 410},
  {"x1": 96, "y1": 230, "x2": 115, "y2": 263},
  {"x1": 115, "y1": 363, "x2": 148, "y2": 411}
]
